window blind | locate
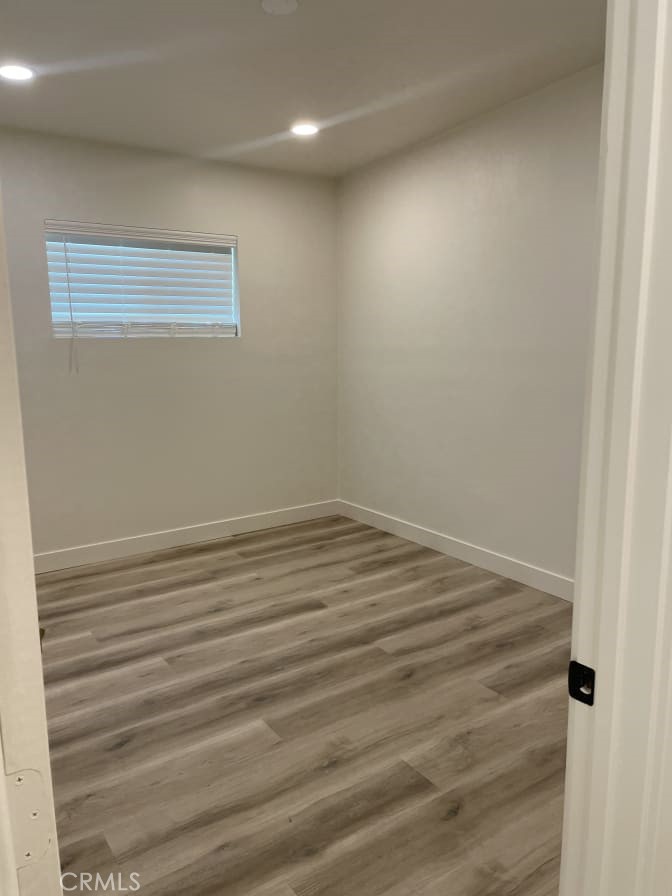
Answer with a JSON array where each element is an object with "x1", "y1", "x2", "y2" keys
[{"x1": 45, "y1": 221, "x2": 239, "y2": 338}]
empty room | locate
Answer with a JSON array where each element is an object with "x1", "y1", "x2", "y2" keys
[{"x1": 0, "y1": 0, "x2": 611, "y2": 893}]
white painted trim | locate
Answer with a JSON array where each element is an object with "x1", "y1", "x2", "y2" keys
[
  {"x1": 560, "y1": 0, "x2": 672, "y2": 890},
  {"x1": 34, "y1": 497, "x2": 575, "y2": 601},
  {"x1": 0, "y1": 184, "x2": 61, "y2": 893},
  {"x1": 34, "y1": 501, "x2": 341, "y2": 573},
  {"x1": 337, "y1": 500, "x2": 574, "y2": 601}
]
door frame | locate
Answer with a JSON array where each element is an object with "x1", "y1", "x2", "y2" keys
[
  {"x1": 0, "y1": 189, "x2": 61, "y2": 895},
  {"x1": 560, "y1": 0, "x2": 672, "y2": 891}
]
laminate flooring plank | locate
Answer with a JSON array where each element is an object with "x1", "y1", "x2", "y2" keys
[
  {"x1": 376, "y1": 587, "x2": 571, "y2": 656},
  {"x1": 54, "y1": 719, "x2": 282, "y2": 847},
  {"x1": 377, "y1": 795, "x2": 563, "y2": 896},
  {"x1": 38, "y1": 529, "x2": 402, "y2": 618},
  {"x1": 290, "y1": 748, "x2": 565, "y2": 896},
  {"x1": 48, "y1": 646, "x2": 392, "y2": 793},
  {"x1": 41, "y1": 630, "x2": 100, "y2": 662},
  {"x1": 135, "y1": 761, "x2": 439, "y2": 896},
  {"x1": 43, "y1": 594, "x2": 329, "y2": 685},
  {"x1": 91, "y1": 554, "x2": 474, "y2": 646},
  {"x1": 48, "y1": 645, "x2": 391, "y2": 755},
  {"x1": 36, "y1": 516, "x2": 359, "y2": 590},
  {"x1": 39, "y1": 524, "x2": 379, "y2": 605},
  {"x1": 55, "y1": 718, "x2": 281, "y2": 817},
  {"x1": 75, "y1": 527, "x2": 403, "y2": 602},
  {"x1": 41, "y1": 544, "x2": 446, "y2": 638},
  {"x1": 476, "y1": 638, "x2": 572, "y2": 699},
  {"x1": 267, "y1": 606, "x2": 571, "y2": 741},
  {"x1": 402, "y1": 682, "x2": 568, "y2": 791},
  {"x1": 161, "y1": 564, "x2": 502, "y2": 676},
  {"x1": 40, "y1": 538, "x2": 433, "y2": 631},
  {"x1": 100, "y1": 678, "x2": 499, "y2": 867},
  {"x1": 45, "y1": 657, "x2": 175, "y2": 719}
]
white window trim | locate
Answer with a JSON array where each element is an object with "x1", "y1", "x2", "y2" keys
[{"x1": 44, "y1": 220, "x2": 240, "y2": 339}]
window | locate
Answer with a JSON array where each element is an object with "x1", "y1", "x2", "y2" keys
[{"x1": 45, "y1": 221, "x2": 239, "y2": 338}]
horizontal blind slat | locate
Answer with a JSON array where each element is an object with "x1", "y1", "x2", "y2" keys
[
  {"x1": 50, "y1": 299, "x2": 233, "y2": 309},
  {"x1": 48, "y1": 274, "x2": 234, "y2": 293},
  {"x1": 52, "y1": 313, "x2": 236, "y2": 323},
  {"x1": 51, "y1": 310, "x2": 236, "y2": 320},
  {"x1": 45, "y1": 234, "x2": 233, "y2": 259},
  {"x1": 49, "y1": 286, "x2": 234, "y2": 299},
  {"x1": 47, "y1": 261, "x2": 234, "y2": 278},
  {"x1": 47, "y1": 255, "x2": 233, "y2": 272}
]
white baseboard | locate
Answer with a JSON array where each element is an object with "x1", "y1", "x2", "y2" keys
[
  {"x1": 336, "y1": 500, "x2": 574, "y2": 602},
  {"x1": 34, "y1": 497, "x2": 575, "y2": 601},
  {"x1": 33, "y1": 501, "x2": 342, "y2": 573}
]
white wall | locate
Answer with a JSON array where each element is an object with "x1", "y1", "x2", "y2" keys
[
  {"x1": 0, "y1": 131, "x2": 338, "y2": 560},
  {"x1": 338, "y1": 67, "x2": 603, "y2": 591}
]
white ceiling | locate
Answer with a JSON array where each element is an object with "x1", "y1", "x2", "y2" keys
[{"x1": 0, "y1": 0, "x2": 606, "y2": 176}]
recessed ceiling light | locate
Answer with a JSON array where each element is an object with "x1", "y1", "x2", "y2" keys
[
  {"x1": 0, "y1": 64, "x2": 35, "y2": 82},
  {"x1": 261, "y1": 0, "x2": 299, "y2": 14},
  {"x1": 291, "y1": 121, "x2": 319, "y2": 137}
]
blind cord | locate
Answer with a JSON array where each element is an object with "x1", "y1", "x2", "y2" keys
[{"x1": 62, "y1": 237, "x2": 79, "y2": 373}]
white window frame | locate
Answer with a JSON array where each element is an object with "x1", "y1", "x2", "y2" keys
[{"x1": 44, "y1": 221, "x2": 240, "y2": 339}]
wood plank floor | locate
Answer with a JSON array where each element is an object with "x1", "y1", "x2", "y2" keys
[{"x1": 37, "y1": 516, "x2": 572, "y2": 896}]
